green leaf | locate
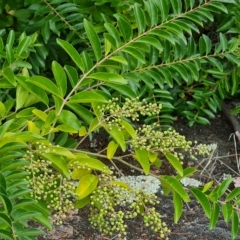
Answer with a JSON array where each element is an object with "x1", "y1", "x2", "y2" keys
[
  {"x1": 150, "y1": 30, "x2": 175, "y2": 45},
  {"x1": 0, "y1": 193, "x2": 12, "y2": 214},
  {"x1": 16, "y1": 76, "x2": 49, "y2": 106},
  {"x1": 83, "y1": 19, "x2": 102, "y2": 62},
  {"x1": 106, "y1": 83, "x2": 137, "y2": 98},
  {"x1": 120, "y1": 120, "x2": 137, "y2": 139},
  {"x1": 16, "y1": 36, "x2": 31, "y2": 57},
  {"x1": 69, "y1": 91, "x2": 108, "y2": 103},
  {"x1": 133, "y1": 3, "x2": 146, "y2": 34},
  {"x1": 231, "y1": 211, "x2": 239, "y2": 239},
  {"x1": 0, "y1": 172, "x2": 6, "y2": 190},
  {"x1": 64, "y1": 65, "x2": 79, "y2": 88},
  {"x1": 69, "y1": 157, "x2": 111, "y2": 174},
  {"x1": 107, "y1": 141, "x2": 118, "y2": 159},
  {"x1": 114, "y1": 13, "x2": 132, "y2": 41},
  {"x1": 209, "y1": 202, "x2": 220, "y2": 230},
  {"x1": 0, "y1": 230, "x2": 14, "y2": 240},
  {"x1": 122, "y1": 47, "x2": 146, "y2": 64},
  {"x1": 88, "y1": 72, "x2": 127, "y2": 84},
  {"x1": 17, "y1": 228, "x2": 45, "y2": 237},
  {"x1": 76, "y1": 174, "x2": 98, "y2": 200},
  {"x1": 136, "y1": 36, "x2": 163, "y2": 51},
  {"x1": 0, "y1": 213, "x2": 11, "y2": 227},
  {"x1": 6, "y1": 44, "x2": 15, "y2": 64},
  {"x1": 109, "y1": 56, "x2": 128, "y2": 65},
  {"x1": 173, "y1": 190, "x2": 182, "y2": 223},
  {"x1": 12, "y1": 199, "x2": 37, "y2": 210},
  {"x1": 27, "y1": 76, "x2": 62, "y2": 98},
  {"x1": 202, "y1": 181, "x2": 213, "y2": 193},
  {"x1": 160, "y1": 176, "x2": 190, "y2": 202},
  {"x1": 164, "y1": 152, "x2": 183, "y2": 176},
  {"x1": 67, "y1": 103, "x2": 93, "y2": 124},
  {"x1": 190, "y1": 188, "x2": 211, "y2": 218},
  {"x1": 6, "y1": 30, "x2": 15, "y2": 46},
  {"x1": 222, "y1": 203, "x2": 233, "y2": 223},
  {"x1": 134, "y1": 148, "x2": 150, "y2": 175},
  {"x1": 57, "y1": 39, "x2": 85, "y2": 72},
  {"x1": 81, "y1": 51, "x2": 93, "y2": 71},
  {"x1": 104, "y1": 124, "x2": 126, "y2": 152},
  {"x1": 41, "y1": 153, "x2": 70, "y2": 179},
  {"x1": 58, "y1": 110, "x2": 81, "y2": 131},
  {"x1": 52, "y1": 61, "x2": 67, "y2": 97},
  {"x1": 74, "y1": 196, "x2": 91, "y2": 209},
  {"x1": 159, "y1": 0, "x2": 169, "y2": 22},
  {"x1": 13, "y1": 211, "x2": 42, "y2": 223},
  {"x1": 226, "y1": 187, "x2": 240, "y2": 202},
  {"x1": 2, "y1": 67, "x2": 16, "y2": 86},
  {"x1": 16, "y1": 83, "x2": 29, "y2": 110}
]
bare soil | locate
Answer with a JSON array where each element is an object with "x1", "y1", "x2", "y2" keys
[{"x1": 38, "y1": 110, "x2": 240, "y2": 240}]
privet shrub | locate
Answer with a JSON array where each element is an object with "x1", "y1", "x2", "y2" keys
[{"x1": 0, "y1": 0, "x2": 240, "y2": 239}]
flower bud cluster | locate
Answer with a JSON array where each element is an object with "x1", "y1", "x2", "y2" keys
[
  {"x1": 88, "y1": 174, "x2": 170, "y2": 239},
  {"x1": 132, "y1": 124, "x2": 211, "y2": 159},
  {"x1": 23, "y1": 143, "x2": 76, "y2": 225},
  {"x1": 99, "y1": 98, "x2": 162, "y2": 125}
]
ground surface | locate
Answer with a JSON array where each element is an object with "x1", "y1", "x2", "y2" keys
[{"x1": 38, "y1": 109, "x2": 240, "y2": 240}]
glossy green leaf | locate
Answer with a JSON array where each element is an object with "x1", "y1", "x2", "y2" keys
[
  {"x1": 6, "y1": 44, "x2": 15, "y2": 64},
  {"x1": 81, "y1": 51, "x2": 93, "y2": 71},
  {"x1": 231, "y1": 211, "x2": 239, "y2": 239},
  {"x1": 18, "y1": 228, "x2": 45, "y2": 237},
  {"x1": 72, "y1": 169, "x2": 91, "y2": 180},
  {"x1": 84, "y1": 19, "x2": 102, "y2": 61},
  {"x1": 67, "y1": 103, "x2": 93, "y2": 124},
  {"x1": 0, "y1": 230, "x2": 13, "y2": 240},
  {"x1": 107, "y1": 140, "x2": 118, "y2": 159},
  {"x1": 41, "y1": 153, "x2": 70, "y2": 179},
  {"x1": 202, "y1": 181, "x2": 213, "y2": 193},
  {"x1": 0, "y1": 213, "x2": 11, "y2": 228},
  {"x1": 104, "y1": 124, "x2": 126, "y2": 152},
  {"x1": 74, "y1": 196, "x2": 91, "y2": 209},
  {"x1": 57, "y1": 39, "x2": 85, "y2": 72},
  {"x1": 122, "y1": 47, "x2": 146, "y2": 64},
  {"x1": 76, "y1": 174, "x2": 98, "y2": 200},
  {"x1": 222, "y1": 203, "x2": 233, "y2": 223},
  {"x1": 69, "y1": 91, "x2": 108, "y2": 103},
  {"x1": 13, "y1": 211, "x2": 42, "y2": 223},
  {"x1": 58, "y1": 109, "x2": 81, "y2": 131},
  {"x1": 114, "y1": 13, "x2": 132, "y2": 41},
  {"x1": 164, "y1": 152, "x2": 183, "y2": 176},
  {"x1": 16, "y1": 36, "x2": 31, "y2": 57},
  {"x1": 226, "y1": 187, "x2": 240, "y2": 202},
  {"x1": 16, "y1": 76, "x2": 49, "y2": 106},
  {"x1": 134, "y1": 148, "x2": 150, "y2": 175},
  {"x1": 64, "y1": 65, "x2": 79, "y2": 88},
  {"x1": 2, "y1": 67, "x2": 16, "y2": 86},
  {"x1": 120, "y1": 120, "x2": 137, "y2": 139},
  {"x1": 173, "y1": 190, "x2": 182, "y2": 223},
  {"x1": 52, "y1": 61, "x2": 67, "y2": 97},
  {"x1": 136, "y1": 36, "x2": 163, "y2": 51},
  {"x1": 27, "y1": 76, "x2": 62, "y2": 98},
  {"x1": 160, "y1": 176, "x2": 190, "y2": 202},
  {"x1": 88, "y1": 72, "x2": 127, "y2": 84},
  {"x1": 133, "y1": 3, "x2": 146, "y2": 34},
  {"x1": 209, "y1": 202, "x2": 220, "y2": 230},
  {"x1": 69, "y1": 157, "x2": 112, "y2": 174},
  {"x1": 109, "y1": 56, "x2": 128, "y2": 65},
  {"x1": 0, "y1": 172, "x2": 6, "y2": 190},
  {"x1": 191, "y1": 188, "x2": 211, "y2": 218},
  {"x1": 0, "y1": 193, "x2": 12, "y2": 214}
]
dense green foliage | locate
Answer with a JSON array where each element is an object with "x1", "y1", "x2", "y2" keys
[{"x1": 0, "y1": 0, "x2": 240, "y2": 239}]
